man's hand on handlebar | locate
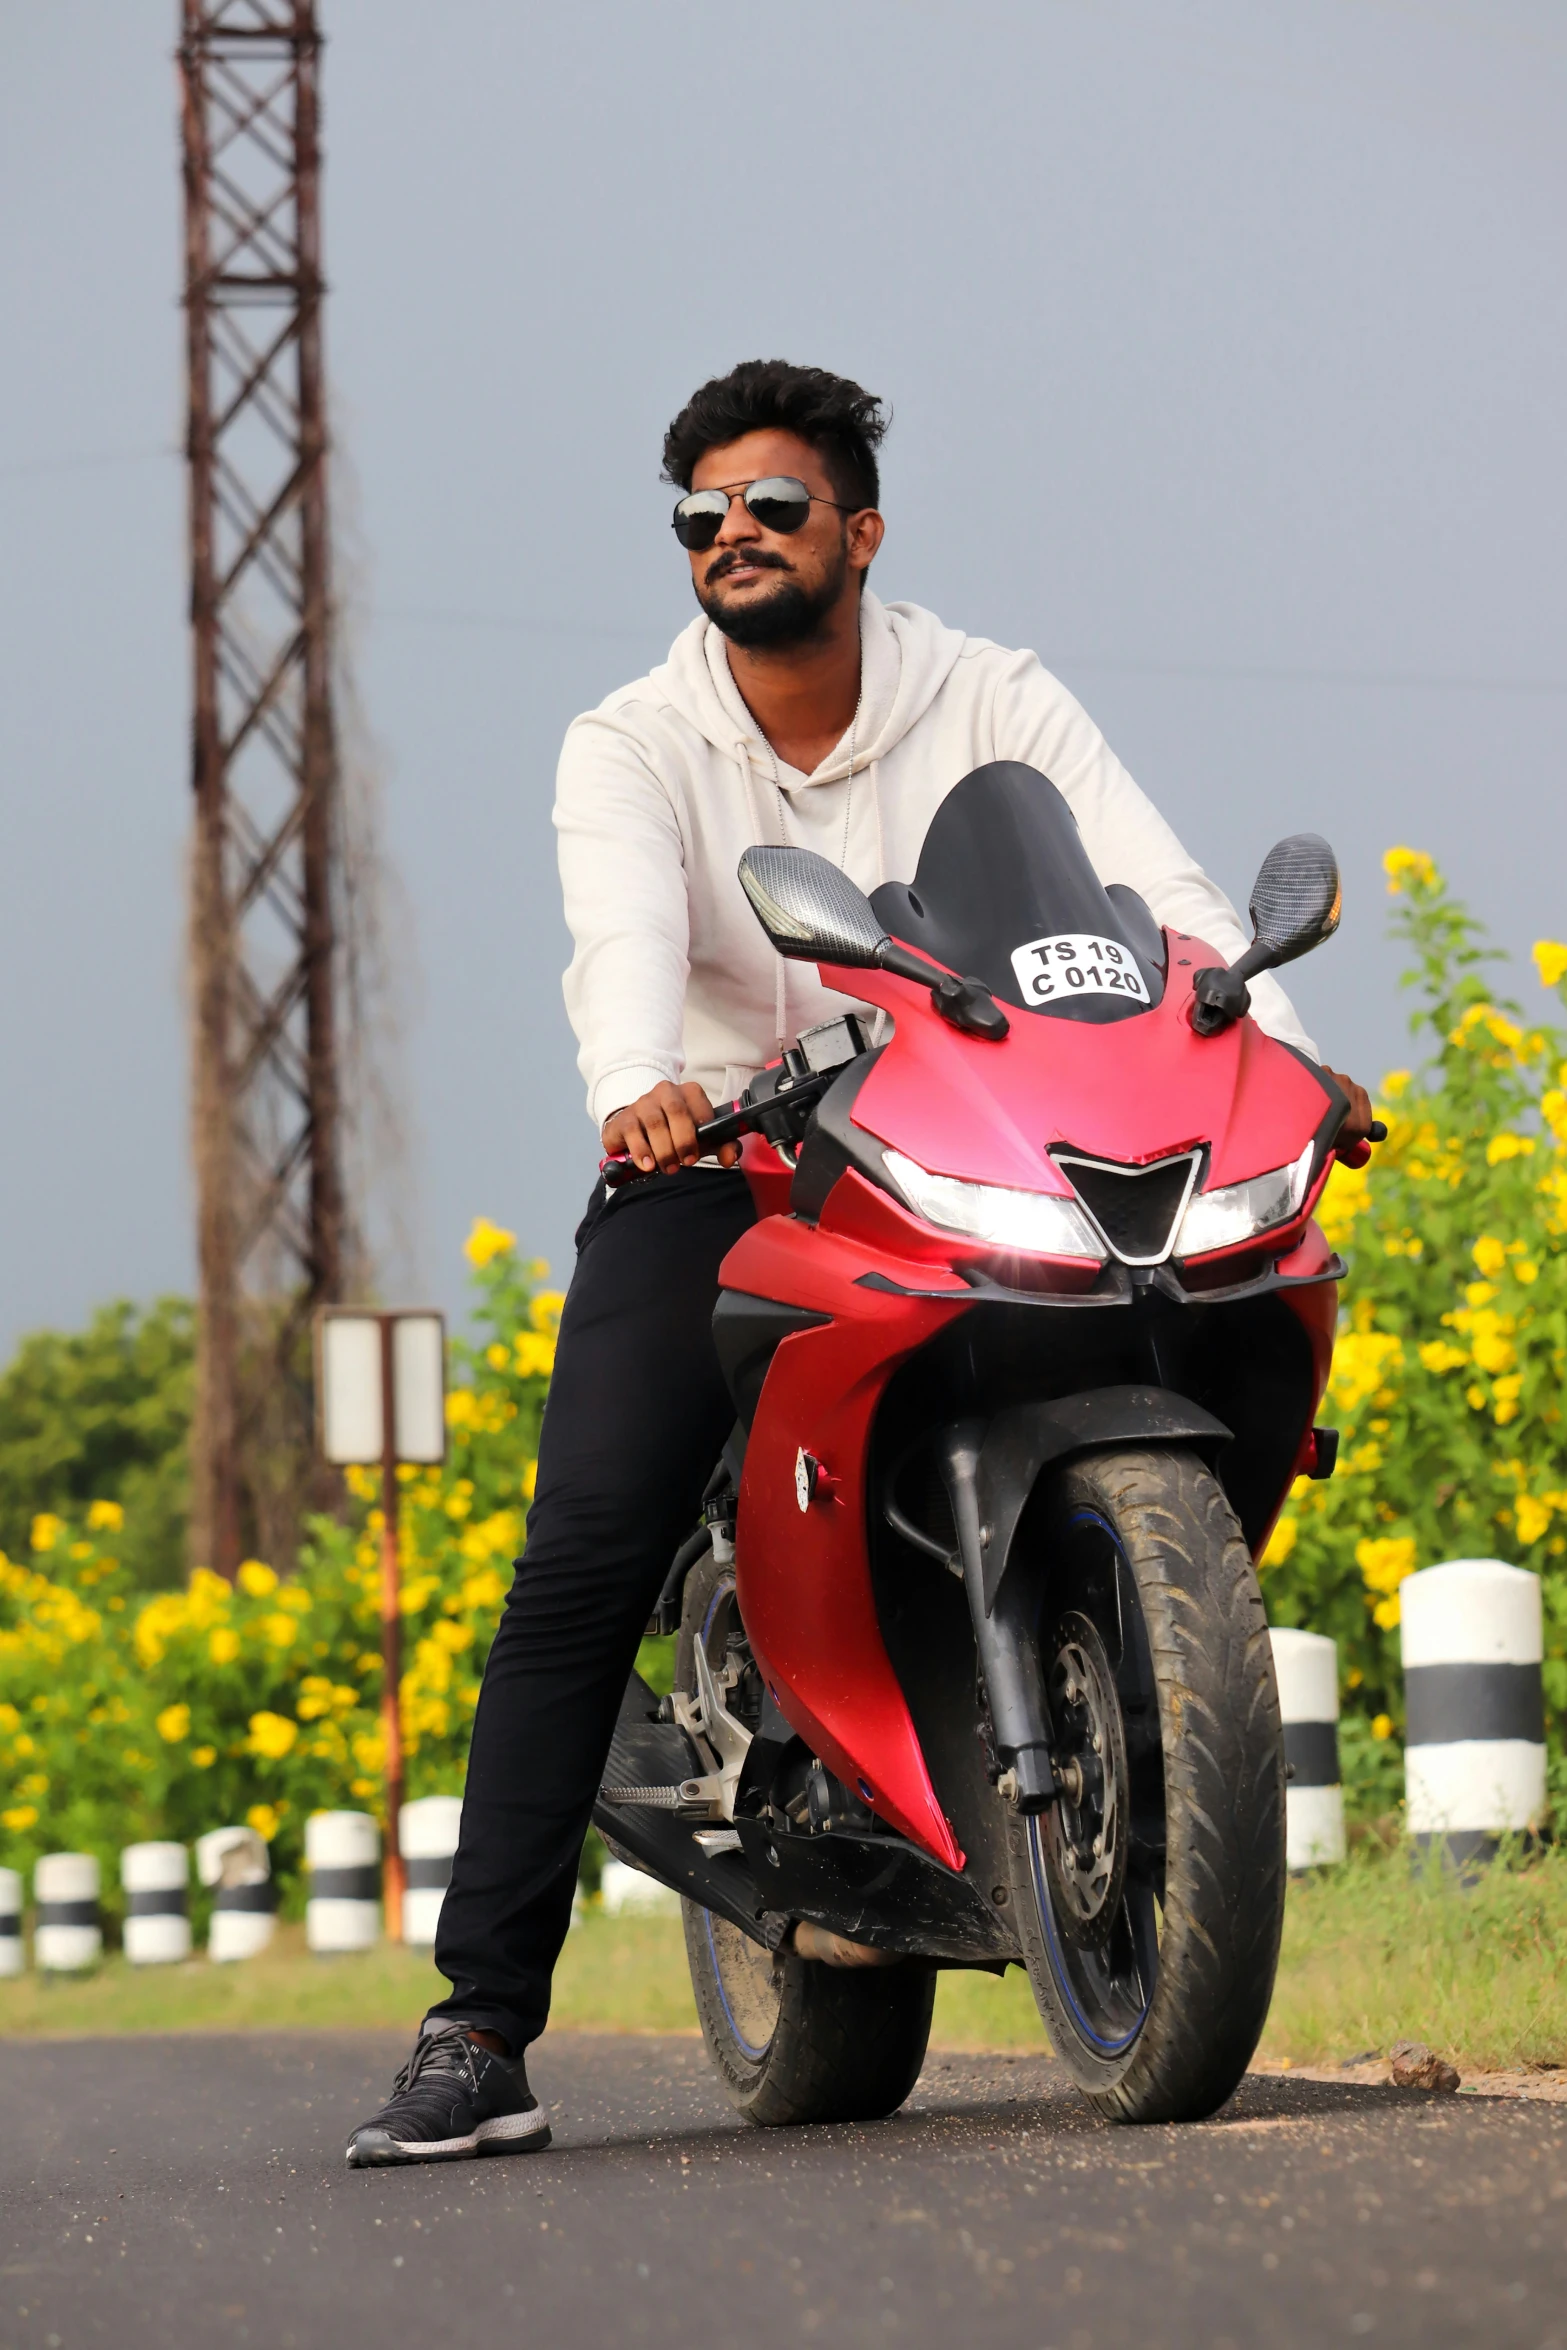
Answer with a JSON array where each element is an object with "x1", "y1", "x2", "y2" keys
[
  {"x1": 601, "y1": 1080, "x2": 740, "y2": 1175},
  {"x1": 1324, "y1": 1068, "x2": 1385, "y2": 1167}
]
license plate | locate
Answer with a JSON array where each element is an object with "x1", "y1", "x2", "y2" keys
[{"x1": 1009, "y1": 932, "x2": 1149, "y2": 1006}]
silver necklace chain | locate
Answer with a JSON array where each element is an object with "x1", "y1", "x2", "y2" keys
[{"x1": 765, "y1": 703, "x2": 859, "y2": 870}]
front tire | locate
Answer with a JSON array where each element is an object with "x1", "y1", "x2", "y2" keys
[
  {"x1": 677, "y1": 1544, "x2": 936, "y2": 2127},
  {"x1": 1008, "y1": 1447, "x2": 1286, "y2": 2123}
]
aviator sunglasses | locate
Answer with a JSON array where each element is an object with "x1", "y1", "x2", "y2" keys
[{"x1": 671, "y1": 475, "x2": 854, "y2": 552}]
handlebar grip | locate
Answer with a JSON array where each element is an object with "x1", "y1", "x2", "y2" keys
[{"x1": 1368, "y1": 1119, "x2": 1388, "y2": 1143}]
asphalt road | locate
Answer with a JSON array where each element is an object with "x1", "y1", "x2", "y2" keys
[{"x1": 3, "y1": 2032, "x2": 1565, "y2": 2350}]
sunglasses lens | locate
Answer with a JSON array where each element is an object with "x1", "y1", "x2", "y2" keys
[
  {"x1": 672, "y1": 491, "x2": 727, "y2": 551},
  {"x1": 744, "y1": 477, "x2": 812, "y2": 534}
]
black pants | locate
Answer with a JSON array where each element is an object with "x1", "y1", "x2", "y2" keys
[{"x1": 426, "y1": 1168, "x2": 756, "y2": 2054}]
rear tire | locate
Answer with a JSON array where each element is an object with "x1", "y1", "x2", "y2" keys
[
  {"x1": 677, "y1": 1543, "x2": 936, "y2": 2127},
  {"x1": 1008, "y1": 1447, "x2": 1286, "y2": 2124}
]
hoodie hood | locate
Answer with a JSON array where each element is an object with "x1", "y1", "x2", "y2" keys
[{"x1": 652, "y1": 590, "x2": 968, "y2": 784}]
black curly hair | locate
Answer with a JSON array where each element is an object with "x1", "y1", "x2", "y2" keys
[{"x1": 661, "y1": 359, "x2": 888, "y2": 512}]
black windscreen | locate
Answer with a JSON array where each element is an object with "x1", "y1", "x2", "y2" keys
[{"x1": 869, "y1": 762, "x2": 1166, "y2": 1023}]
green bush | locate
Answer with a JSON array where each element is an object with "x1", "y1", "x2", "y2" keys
[
  {"x1": 1264, "y1": 850, "x2": 1567, "y2": 1801},
  {"x1": 0, "y1": 1298, "x2": 193, "y2": 1590},
  {"x1": 0, "y1": 1223, "x2": 557, "y2": 1912}
]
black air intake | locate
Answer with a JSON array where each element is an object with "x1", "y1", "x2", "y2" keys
[{"x1": 1053, "y1": 1150, "x2": 1201, "y2": 1267}]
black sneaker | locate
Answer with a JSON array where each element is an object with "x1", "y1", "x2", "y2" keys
[{"x1": 345, "y1": 2025, "x2": 552, "y2": 2167}]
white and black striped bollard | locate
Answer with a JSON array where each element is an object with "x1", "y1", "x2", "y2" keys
[
  {"x1": 1270, "y1": 1627, "x2": 1346, "y2": 1868},
  {"x1": 197, "y1": 1826, "x2": 278, "y2": 1962},
  {"x1": 0, "y1": 1868, "x2": 21, "y2": 1977},
  {"x1": 399, "y1": 1795, "x2": 462, "y2": 1947},
  {"x1": 1402, "y1": 1558, "x2": 1546, "y2": 1867},
  {"x1": 34, "y1": 1852, "x2": 102, "y2": 1972},
  {"x1": 121, "y1": 1842, "x2": 191, "y2": 1965},
  {"x1": 305, "y1": 1810, "x2": 381, "y2": 1953}
]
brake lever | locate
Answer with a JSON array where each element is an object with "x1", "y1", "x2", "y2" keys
[{"x1": 1334, "y1": 1117, "x2": 1387, "y2": 1172}]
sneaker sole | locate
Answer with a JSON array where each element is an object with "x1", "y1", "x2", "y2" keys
[{"x1": 346, "y1": 2109, "x2": 552, "y2": 2168}]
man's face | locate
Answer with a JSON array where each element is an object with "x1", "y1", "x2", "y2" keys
[{"x1": 686, "y1": 428, "x2": 871, "y2": 649}]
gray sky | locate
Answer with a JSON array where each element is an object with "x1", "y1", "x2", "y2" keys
[{"x1": 3, "y1": 0, "x2": 1564, "y2": 1353}]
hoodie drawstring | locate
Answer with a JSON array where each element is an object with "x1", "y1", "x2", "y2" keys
[{"x1": 747, "y1": 704, "x2": 861, "y2": 1061}]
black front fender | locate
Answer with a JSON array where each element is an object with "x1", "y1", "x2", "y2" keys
[{"x1": 975, "y1": 1384, "x2": 1231, "y2": 1615}]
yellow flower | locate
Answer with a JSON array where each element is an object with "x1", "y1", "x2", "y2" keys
[
  {"x1": 277, "y1": 1585, "x2": 312, "y2": 1616},
  {"x1": 1492, "y1": 1372, "x2": 1524, "y2": 1426},
  {"x1": 260, "y1": 1613, "x2": 298, "y2": 1650},
  {"x1": 445, "y1": 1388, "x2": 477, "y2": 1431},
  {"x1": 1383, "y1": 846, "x2": 1436, "y2": 895},
  {"x1": 1471, "y1": 1234, "x2": 1506, "y2": 1279},
  {"x1": 1373, "y1": 1598, "x2": 1402, "y2": 1630},
  {"x1": 1516, "y1": 1493, "x2": 1552, "y2": 1546},
  {"x1": 1315, "y1": 1157, "x2": 1370, "y2": 1250},
  {"x1": 1465, "y1": 1383, "x2": 1487, "y2": 1412},
  {"x1": 1418, "y1": 1340, "x2": 1468, "y2": 1375},
  {"x1": 1, "y1": 1805, "x2": 38, "y2": 1832},
  {"x1": 245, "y1": 1710, "x2": 298, "y2": 1760},
  {"x1": 209, "y1": 1627, "x2": 240, "y2": 1665},
  {"x1": 29, "y1": 1513, "x2": 62, "y2": 1554},
  {"x1": 1357, "y1": 1535, "x2": 1417, "y2": 1596},
  {"x1": 1514, "y1": 1259, "x2": 1539, "y2": 1285},
  {"x1": 192, "y1": 1745, "x2": 216, "y2": 1769},
  {"x1": 464, "y1": 1216, "x2": 517, "y2": 1269},
  {"x1": 1534, "y1": 940, "x2": 1567, "y2": 991},
  {"x1": 1260, "y1": 1515, "x2": 1298, "y2": 1568},
  {"x1": 1469, "y1": 1311, "x2": 1516, "y2": 1375},
  {"x1": 246, "y1": 1803, "x2": 281, "y2": 1842},
  {"x1": 86, "y1": 1499, "x2": 125, "y2": 1533},
  {"x1": 156, "y1": 1703, "x2": 191, "y2": 1744},
  {"x1": 238, "y1": 1559, "x2": 278, "y2": 1598},
  {"x1": 1487, "y1": 1133, "x2": 1535, "y2": 1166},
  {"x1": 512, "y1": 1332, "x2": 556, "y2": 1380},
  {"x1": 1371, "y1": 1714, "x2": 1393, "y2": 1742},
  {"x1": 1382, "y1": 1071, "x2": 1411, "y2": 1099},
  {"x1": 485, "y1": 1342, "x2": 510, "y2": 1370},
  {"x1": 530, "y1": 1290, "x2": 565, "y2": 1333},
  {"x1": 1328, "y1": 1330, "x2": 1403, "y2": 1415}
]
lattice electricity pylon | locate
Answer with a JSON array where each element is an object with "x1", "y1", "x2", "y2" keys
[{"x1": 180, "y1": 0, "x2": 347, "y2": 1577}]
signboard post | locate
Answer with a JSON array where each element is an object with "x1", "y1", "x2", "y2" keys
[{"x1": 315, "y1": 1309, "x2": 446, "y2": 1941}]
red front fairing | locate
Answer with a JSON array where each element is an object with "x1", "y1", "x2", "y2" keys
[{"x1": 722, "y1": 936, "x2": 1340, "y2": 1869}]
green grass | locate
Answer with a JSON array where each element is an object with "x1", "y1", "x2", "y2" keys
[
  {"x1": 5, "y1": 1849, "x2": 1565, "y2": 2071},
  {"x1": 1258, "y1": 1840, "x2": 1567, "y2": 2073}
]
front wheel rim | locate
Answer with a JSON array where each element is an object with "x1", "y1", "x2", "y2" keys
[{"x1": 1026, "y1": 1510, "x2": 1164, "y2": 2058}]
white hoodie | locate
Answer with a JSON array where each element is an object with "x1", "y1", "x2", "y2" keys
[{"x1": 554, "y1": 591, "x2": 1315, "y2": 1129}]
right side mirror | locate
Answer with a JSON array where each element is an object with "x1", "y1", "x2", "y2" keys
[{"x1": 737, "y1": 845, "x2": 888, "y2": 967}]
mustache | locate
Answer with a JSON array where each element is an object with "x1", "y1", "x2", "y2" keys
[{"x1": 704, "y1": 546, "x2": 793, "y2": 584}]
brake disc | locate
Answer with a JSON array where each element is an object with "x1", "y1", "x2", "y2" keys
[{"x1": 1041, "y1": 1610, "x2": 1129, "y2": 1946}]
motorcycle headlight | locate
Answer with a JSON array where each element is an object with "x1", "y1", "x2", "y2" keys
[
  {"x1": 1174, "y1": 1141, "x2": 1315, "y2": 1259},
  {"x1": 882, "y1": 1148, "x2": 1105, "y2": 1260}
]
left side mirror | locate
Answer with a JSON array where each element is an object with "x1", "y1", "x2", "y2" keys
[
  {"x1": 1243, "y1": 833, "x2": 1342, "y2": 976},
  {"x1": 1190, "y1": 833, "x2": 1341, "y2": 1036},
  {"x1": 737, "y1": 845, "x2": 887, "y2": 967}
]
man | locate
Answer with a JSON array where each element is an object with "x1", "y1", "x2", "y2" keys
[{"x1": 347, "y1": 359, "x2": 1373, "y2": 2165}]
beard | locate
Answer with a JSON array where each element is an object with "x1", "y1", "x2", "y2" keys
[{"x1": 697, "y1": 540, "x2": 848, "y2": 648}]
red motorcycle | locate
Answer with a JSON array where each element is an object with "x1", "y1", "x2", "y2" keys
[{"x1": 596, "y1": 762, "x2": 1372, "y2": 2127}]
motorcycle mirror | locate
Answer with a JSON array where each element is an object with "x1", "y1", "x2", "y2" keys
[
  {"x1": 1240, "y1": 833, "x2": 1342, "y2": 977},
  {"x1": 737, "y1": 845, "x2": 888, "y2": 967},
  {"x1": 1190, "y1": 832, "x2": 1342, "y2": 1036}
]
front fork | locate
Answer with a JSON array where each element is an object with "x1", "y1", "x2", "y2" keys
[{"x1": 938, "y1": 1423, "x2": 1059, "y2": 1814}]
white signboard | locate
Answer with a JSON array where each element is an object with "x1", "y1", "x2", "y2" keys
[{"x1": 316, "y1": 1311, "x2": 446, "y2": 1466}]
